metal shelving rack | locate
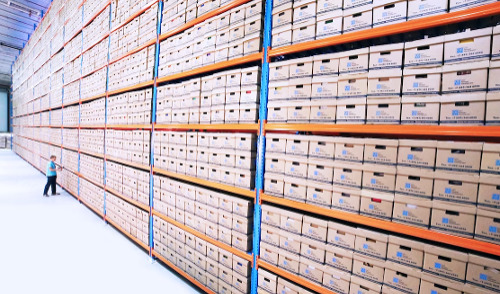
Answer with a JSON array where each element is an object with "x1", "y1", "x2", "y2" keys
[{"x1": 10, "y1": 1, "x2": 500, "y2": 294}]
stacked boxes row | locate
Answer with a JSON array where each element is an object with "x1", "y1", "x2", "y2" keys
[
  {"x1": 268, "y1": 26, "x2": 500, "y2": 125},
  {"x1": 59, "y1": 168, "x2": 79, "y2": 196},
  {"x1": 153, "y1": 215, "x2": 252, "y2": 293},
  {"x1": 258, "y1": 272, "x2": 314, "y2": 294},
  {"x1": 271, "y1": 0, "x2": 495, "y2": 48},
  {"x1": 79, "y1": 154, "x2": 104, "y2": 185},
  {"x1": 105, "y1": 161, "x2": 150, "y2": 206},
  {"x1": 63, "y1": 81, "x2": 80, "y2": 106},
  {"x1": 79, "y1": 129, "x2": 104, "y2": 155},
  {"x1": 108, "y1": 44, "x2": 155, "y2": 91},
  {"x1": 161, "y1": 0, "x2": 231, "y2": 32},
  {"x1": 111, "y1": 0, "x2": 156, "y2": 29},
  {"x1": 260, "y1": 204, "x2": 500, "y2": 294},
  {"x1": 41, "y1": 111, "x2": 50, "y2": 126},
  {"x1": 50, "y1": 69, "x2": 63, "y2": 108},
  {"x1": 264, "y1": 133, "x2": 500, "y2": 243},
  {"x1": 105, "y1": 130, "x2": 151, "y2": 166},
  {"x1": 79, "y1": 178, "x2": 105, "y2": 213},
  {"x1": 156, "y1": 66, "x2": 260, "y2": 124},
  {"x1": 50, "y1": 109, "x2": 63, "y2": 126},
  {"x1": 106, "y1": 192, "x2": 150, "y2": 246},
  {"x1": 65, "y1": 8, "x2": 83, "y2": 42},
  {"x1": 82, "y1": 6, "x2": 110, "y2": 52},
  {"x1": 82, "y1": 38, "x2": 109, "y2": 77},
  {"x1": 80, "y1": 68, "x2": 107, "y2": 101},
  {"x1": 83, "y1": 0, "x2": 106, "y2": 24},
  {"x1": 107, "y1": 88, "x2": 152, "y2": 125},
  {"x1": 62, "y1": 149, "x2": 79, "y2": 174},
  {"x1": 62, "y1": 129, "x2": 79, "y2": 150},
  {"x1": 109, "y1": 5, "x2": 158, "y2": 60},
  {"x1": 153, "y1": 174, "x2": 254, "y2": 252},
  {"x1": 153, "y1": 131, "x2": 257, "y2": 190},
  {"x1": 80, "y1": 98, "x2": 106, "y2": 126},
  {"x1": 158, "y1": 0, "x2": 263, "y2": 77}
]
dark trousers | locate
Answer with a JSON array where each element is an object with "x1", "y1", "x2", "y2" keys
[{"x1": 43, "y1": 176, "x2": 57, "y2": 195}]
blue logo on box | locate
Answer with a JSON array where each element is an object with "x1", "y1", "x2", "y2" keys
[
  {"x1": 413, "y1": 82, "x2": 419, "y2": 88},
  {"x1": 289, "y1": 188, "x2": 293, "y2": 193},
  {"x1": 448, "y1": 157, "x2": 455, "y2": 163},
  {"x1": 415, "y1": 53, "x2": 421, "y2": 59},
  {"x1": 445, "y1": 188, "x2": 452, "y2": 194},
  {"x1": 378, "y1": 58, "x2": 384, "y2": 63},
  {"x1": 442, "y1": 218, "x2": 449, "y2": 224},
  {"x1": 383, "y1": 12, "x2": 388, "y2": 17},
  {"x1": 435, "y1": 262, "x2": 441, "y2": 269},
  {"x1": 490, "y1": 226, "x2": 497, "y2": 233},
  {"x1": 369, "y1": 204, "x2": 374, "y2": 210},
  {"x1": 373, "y1": 152, "x2": 378, "y2": 158},
  {"x1": 393, "y1": 277, "x2": 399, "y2": 283},
  {"x1": 412, "y1": 111, "x2": 418, "y2": 116},
  {"x1": 431, "y1": 291, "x2": 437, "y2": 294},
  {"x1": 371, "y1": 179, "x2": 376, "y2": 184},
  {"x1": 457, "y1": 47, "x2": 464, "y2": 53},
  {"x1": 344, "y1": 111, "x2": 349, "y2": 116},
  {"x1": 363, "y1": 244, "x2": 368, "y2": 249},
  {"x1": 376, "y1": 111, "x2": 381, "y2": 116},
  {"x1": 452, "y1": 110, "x2": 459, "y2": 116},
  {"x1": 345, "y1": 85, "x2": 351, "y2": 91},
  {"x1": 339, "y1": 199, "x2": 344, "y2": 204},
  {"x1": 405, "y1": 183, "x2": 411, "y2": 189},
  {"x1": 332, "y1": 257, "x2": 337, "y2": 263},
  {"x1": 408, "y1": 154, "x2": 414, "y2": 160},
  {"x1": 361, "y1": 268, "x2": 366, "y2": 273},
  {"x1": 347, "y1": 62, "x2": 352, "y2": 67},
  {"x1": 493, "y1": 194, "x2": 500, "y2": 200},
  {"x1": 397, "y1": 251, "x2": 403, "y2": 258},
  {"x1": 403, "y1": 210, "x2": 408, "y2": 216},
  {"x1": 335, "y1": 236, "x2": 339, "y2": 241},
  {"x1": 317, "y1": 87, "x2": 323, "y2": 93},
  {"x1": 342, "y1": 150, "x2": 347, "y2": 155},
  {"x1": 314, "y1": 171, "x2": 318, "y2": 176},
  {"x1": 313, "y1": 193, "x2": 317, "y2": 199},
  {"x1": 377, "y1": 84, "x2": 382, "y2": 89},
  {"x1": 480, "y1": 273, "x2": 488, "y2": 280},
  {"x1": 341, "y1": 175, "x2": 346, "y2": 180},
  {"x1": 454, "y1": 80, "x2": 461, "y2": 86},
  {"x1": 351, "y1": 20, "x2": 356, "y2": 25},
  {"x1": 316, "y1": 147, "x2": 320, "y2": 152},
  {"x1": 496, "y1": 159, "x2": 500, "y2": 166}
]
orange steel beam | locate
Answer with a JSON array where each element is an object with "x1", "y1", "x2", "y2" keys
[
  {"x1": 261, "y1": 193, "x2": 500, "y2": 256},
  {"x1": 152, "y1": 167, "x2": 256, "y2": 198},
  {"x1": 257, "y1": 260, "x2": 336, "y2": 294},
  {"x1": 106, "y1": 124, "x2": 153, "y2": 130},
  {"x1": 269, "y1": 2, "x2": 500, "y2": 57},
  {"x1": 265, "y1": 124, "x2": 500, "y2": 138},
  {"x1": 105, "y1": 156, "x2": 151, "y2": 172},
  {"x1": 78, "y1": 173, "x2": 105, "y2": 190},
  {"x1": 110, "y1": 0, "x2": 159, "y2": 34},
  {"x1": 156, "y1": 53, "x2": 263, "y2": 84},
  {"x1": 106, "y1": 187, "x2": 150, "y2": 212},
  {"x1": 152, "y1": 250, "x2": 216, "y2": 294},
  {"x1": 78, "y1": 149, "x2": 105, "y2": 159},
  {"x1": 107, "y1": 80, "x2": 155, "y2": 96},
  {"x1": 154, "y1": 123, "x2": 259, "y2": 131},
  {"x1": 82, "y1": 1, "x2": 112, "y2": 29},
  {"x1": 158, "y1": 0, "x2": 253, "y2": 42},
  {"x1": 152, "y1": 209, "x2": 253, "y2": 263},
  {"x1": 80, "y1": 93, "x2": 107, "y2": 104},
  {"x1": 105, "y1": 216, "x2": 150, "y2": 251}
]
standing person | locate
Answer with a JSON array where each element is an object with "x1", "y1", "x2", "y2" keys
[{"x1": 43, "y1": 155, "x2": 62, "y2": 197}]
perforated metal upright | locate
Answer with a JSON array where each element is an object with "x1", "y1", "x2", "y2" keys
[
  {"x1": 76, "y1": 5, "x2": 84, "y2": 201},
  {"x1": 149, "y1": 0, "x2": 164, "y2": 259},
  {"x1": 250, "y1": 0, "x2": 273, "y2": 292},
  {"x1": 103, "y1": 2, "x2": 113, "y2": 218}
]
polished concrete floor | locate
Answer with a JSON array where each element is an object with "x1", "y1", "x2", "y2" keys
[{"x1": 0, "y1": 150, "x2": 200, "y2": 294}]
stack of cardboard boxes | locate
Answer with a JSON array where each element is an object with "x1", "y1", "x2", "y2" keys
[
  {"x1": 49, "y1": 69, "x2": 63, "y2": 109},
  {"x1": 62, "y1": 149, "x2": 79, "y2": 174},
  {"x1": 258, "y1": 271, "x2": 315, "y2": 294},
  {"x1": 50, "y1": 109, "x2": 63, "y2": 126},
  {"x1": 81, "y1": 38, "x2": 109, "y2": 77},
  {"x1": 80, "y1": 98, "x2": 106, "y2": 126},
  {"x1": 105, "y1": 161, "x2": 150, "y2": 205},
  {"x1": 260, "y1": 204, "x2": 500, "y2": 294},
  {"x1": 153, "y1": 174, "x2": 254, "y2": 252},
  {"x1": 268, "y1": 26, "x2": 500, "y2": 125},
  {"x1": 107, "y1": 88, "x2": 152, "y2": 125},
  {"x1": 156, "y1": 66, "x2": 261, "y2": 124},
  {"x1": 65, "y1": 33, "x2": 83, "y2": 68},
  {"x1": 158, "y1": 0, "x2": 263, "y2": 77},
  {"x1": 108, "y1": 45, "x2": 155, "y2": 91},
  {"x1": 106, "y1": 192, "x2": 150, "y2": 246},
  {"x1": 40, "y1": 111, "x2": 50, "y2": 126},
  {"x1": 79, "y1": 129, "x2": 104, "y2": 155},
  {"x1": 264, "y1": 134, "x2": 500, "y2": 244},
  {"x1": 59, "y1": 168, "x2": 79, "y2": 196},
  {"x1": 63, "y1": 80, "x2": 80, "y2": 105},
  {"x1": 153, "y1": 131, "x2": 257, "y2": 190},
  {"x1": 62, "y1": 129, "x2": 79, "y2": 150},
  {"x1": 83, "y1": 6, "x2": 110, "y2": 52},
  {"x1": 110, "y1": 0, "x2": 155, "y2": 29},
  {"x1": 105, "y1": 130, "x2": 151, "y2": 166},
  {"x1": 62, "y1": 106, "x2": 79, "y2": 127},
  {"x1": 81, "y1": 69, "x2": 107, "y2": 101},
  {"x1": 79, "y1": 153, "x2": 104, "y2": 185},
  {"x1": 64, "y1": 7, "x2": 83, "y2": 42},
  {"x1": 80, "y1": 178, "x2": 105, "y2": 213}
]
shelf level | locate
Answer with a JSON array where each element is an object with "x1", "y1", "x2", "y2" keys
[
  {"x1": 78, "y1": 173, "x2": 105, "y2": 190},
  {"x1": 154, "y1": 123, "x2": 259, "y2": 131},
  {"x1": 269, "y1": 2, "x2": 500, "y2": 57},
  {"x1": 152, "y1": 167, "x2": 256, "y2": 199},
  {"x1": 79, "y1": 197, "x2": 105, "y2": 219},
  {"x1": 107, "y1": 80, "x2": 155, "y2": 96},
  {"x1": 106, "y1": 187, "x2": 150, "y2": 212},
  {"x1": 105, "y1": 216, "x2": 150, "y2": 251},
  {"x1": 257, "y1": 260, "x2": 335, "y2": 294},
  {"x1": 152, "y1": 250, "x2": 216, "y2": 294},
  {"x1": 105, "y1": 156, "x2": 151, "y2": 172},
  {"x1": 265, "y1": 124, "x2": 500, "y2": 138},
  {"x1": 79, "y1": 149, "x2": 105, "y2": 159},
  {"x1": 152, "y1": 209, "x2": 253, "y2": 263},
  {"x1": 106, "y1": 124, "x2": 153, "y2": 130},
  {"x1": 261, "y1": 193, "x2": 500, "y2": 256}
]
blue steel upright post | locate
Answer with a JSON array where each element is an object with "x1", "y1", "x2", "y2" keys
[
  {"x1": 149, "y1": 0, "x2": 164, "y2": 261},
  {"x1": 103, "y1": 2, "x2": 113, "y2": 219},
  {"x1": 251, "y1": 0, "x2": 273, "y2": 293},
  {"x1": 77, "y1": 5, "x2": 84, "y2": 201}
]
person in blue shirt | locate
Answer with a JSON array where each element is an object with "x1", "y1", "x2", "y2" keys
[{"x1": 43, "y1": 155, "x2": 62, "y2": 197}]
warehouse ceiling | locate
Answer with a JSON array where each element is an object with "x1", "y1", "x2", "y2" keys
[{"x1": 0, "y1": 0, "x2": 51, "y2": 87}]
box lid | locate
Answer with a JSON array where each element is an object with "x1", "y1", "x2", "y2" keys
[
  {"x1": 292, "y1": 18, "x2": 316, "y2": 28},
  {"x1": 288, "y1": 99, "x2": 313, "y2": 107},
  {"x1": 361, "y1": 189, "x2": 395, "y2": 201},
  {"x1": 421, "y1": 273, "x2": 464, "y2": 290},
  {"x1": 241, "y1": 65, "x2": 261, "y2": 73},
  {"x1": 385, "y1": 261, "x2": 422, "y2": 278},
  {"x1": 353, "y1": 253, "x2": 386, "y2": 267},
  {"x1": 303, "y1": 215, "x2": 328, "y2": 227},
  {"x1": 404, "y1": 36, "x2": 445, "y2": 49},
  {"x1": 370, "y1": 42, "x2": 404, "y2": 53},
  {"x1": 333, "y1": 161, "x2": 364, "y2": 170},
  {"x1": 323, "y1": 266, "x2": 352, "y2": 281},
  {"x1": 241, "y1": 84, "x2": 260, "y2": 91},
  {"x1": 310, "y1": 99, "x2": 337, "y2": 106},
  {"x1": 340, "y1": 48, "x2": 370, "y2": 58},
  {"x1": 272, "y1": 24, "x2": 293, "y2": 34},
  {"x1": 432, "y1": 200, "x2": 477, "y2": 214},
  {"x1": 239, "y1": 103, "x2": 259, "y2": 110},
  {"x1": 317, "y1": 9, "x2": 343, "y2": 21},
  {"x1": 436, "y1": 140, "x2": 483, "y2": 151},
  {"x1": 278, "y1": 248, "x2": 301, "y2": 261},
  {"x1": 278, "y1": 278, "x2": 302, "y2": 293},
  {"x1": 284, "y1": 175, "x2": 309, "y2": 186},
  {"x1": 356, "y1": 227, "x2": 389, "y2": 242},
  {"x1": 403, "y1": 67, "x2": 442, "y2": 75},
  {"x1": 424, "y1": 244, "x2": 469, "y2": 261},
  {"x1": 362, "y1": 163, "x2": 397, "y2": 174},
  {"x1": 269, "y1": 80, "x2": 291, "y2": 87},
  {"x1": 273, "y1": 1, "x2": 292, "y2": 13},
  {"x1": 463, "y1": 284, "x2": 498, "y2": 294},
  {"x1": 293, "y1": 0, "x2": 316, "y2": 7},
  {"x1": 368, "y1": 69, "x2": 402, "y2": 78},
  {"x1": 334, "y1": 137, "x2": 366, "y2": 144},
  {"x1": 394, "y1": 194, "x2": 433, "y2": 207},
  {"x1": 332, "y1": 184, "x2": 362, "y2": 196},
  {"x1": 401, "y1": 95, "x2": 441, "y2": 103},
  {"x1": 398, "y1": 139, "x2": 437, "y2": 148},
  {"x1": 433, "y1": 170, "x2": 479, "y2": 183},
  {"x1": 350, "y1": 275, "x2": 382, "y2": 291},
  {"x1": 388, "y1": 235, "x2": 425, "y2": 250},
  {"x1": 336, "y1": 97, "x2": 367, "y2": 105},
  {"x1": 479, "y1": 173, "x2": 500, "y2": 185},
  {"x1": 366, "y1": 97, "x2": 401, "y2": 104},
  {"x1": 494, "y1": 25, "x2": 500, "y2": 35},
  {"x1": 444, "y1": 27, "x2": 493, "y2": 42},
  {"x1": 487, "y1": 92, "x2": 500, "y2": 101},
  {"x1": 338, "y1": 72, "x2": 368, "y2": 80},
  {"x1": 243, "y1": 32, "x2": 261, "y2": 42},
  {"x1": 483, "y1": 142, "x2": 500, "y2": 152},
  {"x1": 245, "y1": 13, "x2": 262, "y2": 24},
  {"x1": 313, "y1": 52, "x2": 342, "y2": 61},
  {"x1": 396, "y1": 166, "x2": 434, "y2": 178},
  {"x1": 301, "y1": 235, "x2": 327, "y2": 249},
  {"x1": 328, "y1": 220, "x2": 357, "y2": 232},
  {"x1": 364, "y1": 138, "x2": 399, "y2": 147},
  {"x1": 442, "y1": 60, "x2": 490, "y2": 73},
  {"x1": 308, "y1": 135, "x2": 337, "y2": 143},
  {"x1": 343, "y1": 4, "x2": 373, "y2": 15},
  {"x1": 266, "y1": 133, "x2": 289, "y2": 140},
  {"x1": 476, "y1": 208, "x2": 500, "y2": 219},
  {"x1": 307, "y1": 180, "x2": 334, "y2": 191},
  {"x1": 262, "y1": 204, "x2": 284, "y2": 215},
  {"x1": 308, "y1": 157, "x2": 335, "y2": 167},
  {"x1": 289, "y1": 77, "x2": 313, "y2": 85},
  {"x1": 299, "y1": 256, "x2": 326, "y2": 269},
  {"x1": 312, "y1": 75, "x2": 339, "y2": 83}
]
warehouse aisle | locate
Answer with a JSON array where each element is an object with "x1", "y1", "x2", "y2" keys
[{"x1": 0, "y1": 150, "x2": 200, "y2": 294}]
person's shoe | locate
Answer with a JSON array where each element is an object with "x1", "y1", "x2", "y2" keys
[
  {"x1": 43, "y1": 194, "x2": 49, "y2": 197},
  {"x1": 51, "y1": 193, "x2": 60, "y2": 196}
]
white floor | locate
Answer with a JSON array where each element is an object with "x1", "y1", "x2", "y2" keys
[{"x1": 0, "y1": 150, "x2": 200, "y2": 294}]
